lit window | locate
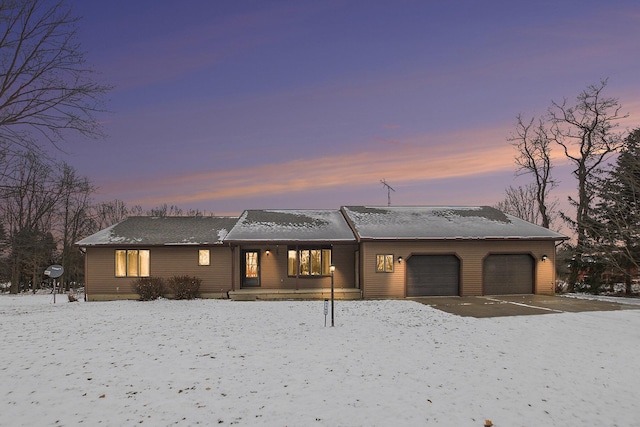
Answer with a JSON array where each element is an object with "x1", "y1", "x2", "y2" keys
[
  {"x1": 115, "y1": 250, "x2": 150, "y2": 277},
  {"x1": 245, "y1": 252, "x2": 258, "y2": 278},
  {"x1": 288, "y1": 248, "x2": 332, "y2": 276},
  {"x1": 199, "y1": 249, "x2": 210, "y2": 266},
  {"x1": 376, "y1": 254, "x2": 394, "y2": 273},
  {"x1": 288, "y1": 250, "x2": 297, "y2": 276}
]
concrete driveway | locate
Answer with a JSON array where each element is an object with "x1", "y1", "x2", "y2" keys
[{"x1": 409, "y1": 294, "x2": 640, "y2": 318}]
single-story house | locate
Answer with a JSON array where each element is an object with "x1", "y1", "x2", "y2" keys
[{"x1": 76, "y1": 206, "x2": 567, "y2": 301}]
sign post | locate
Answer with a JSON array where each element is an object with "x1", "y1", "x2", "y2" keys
[
  {"x1": 324, "y1": 299, "x2": 328, "y2": 327},
  {"x1": 44, "y1": 265, "x2": 64, "y2": 303}
]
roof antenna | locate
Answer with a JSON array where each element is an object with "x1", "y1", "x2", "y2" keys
[{"x1": 380, "y1": 179, "x2": 395, "y2": 206}]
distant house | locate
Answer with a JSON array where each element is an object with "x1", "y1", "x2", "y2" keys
[{"x1": 76, "y1": 206, "x2": 567, "y2": 301}]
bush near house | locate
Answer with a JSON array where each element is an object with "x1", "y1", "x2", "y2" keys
[
  {"x1": 132, "y1": 277, "x2": 165, "y2": 301},
  {"x1": 167, "y1": 275, "x2": 201, "y2": 300}
]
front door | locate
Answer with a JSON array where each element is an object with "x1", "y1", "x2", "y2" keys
[{"x1": 242, "y1": 250, "x2": 260, "y2": 287}]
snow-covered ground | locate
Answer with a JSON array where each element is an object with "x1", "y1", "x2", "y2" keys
[{"x1": 1, "y1": 294, "x2": 639, "y2": 426}]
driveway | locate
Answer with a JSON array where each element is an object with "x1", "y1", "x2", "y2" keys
[{"x1": 409, "y1": 294, "x2": 640, "y2": 318}]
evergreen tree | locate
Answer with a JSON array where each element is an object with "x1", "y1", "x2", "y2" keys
[{"x1": 590, "y1": 128, "x2": 640, "y2": 295}]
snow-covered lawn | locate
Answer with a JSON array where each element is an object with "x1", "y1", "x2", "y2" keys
[{"x1": 1, "y1": 294, "x2": 639, "y2": 426}]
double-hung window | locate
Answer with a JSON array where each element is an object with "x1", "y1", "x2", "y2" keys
[
  {"x1": 115, "y1": 250, "x2": 150, "y2": 277},
  {"x1": 288, "y1": 248, "x2": 332, "y2": 276}
]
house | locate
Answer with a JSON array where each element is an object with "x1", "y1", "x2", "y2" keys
[{"x1": 76, "y1": 206, "x2": 567, "y2": 301}]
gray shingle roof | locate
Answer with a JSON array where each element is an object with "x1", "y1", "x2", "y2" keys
[
  {"x1": 75, "y1": 216, "x2": 239, "y2": 246},
  {"x1": 75, "y1": 206, "x2": 567, "y2": 247},
  {"x1": 341, "y1": 206, "x2": 567, "y2": 240},
  {"x1": 224, "y1": 209, "x2": 356, "y2": 242}
]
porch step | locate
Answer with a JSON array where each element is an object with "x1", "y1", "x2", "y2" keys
[{"x1": 228, "y1": 288, "x2": 362, "y2": 301}]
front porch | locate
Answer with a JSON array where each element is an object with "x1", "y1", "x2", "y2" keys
[{"x1": 228, "y1": 287, "x2": 362, "y2": 301}]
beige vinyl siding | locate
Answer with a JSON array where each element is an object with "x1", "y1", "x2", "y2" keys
[
  {"x1": 361, "y1": 242, "x2": 405, "y2": 298},
  {"x1": 535, "y1": 249, "x2": 556, "y2": 294},
  {"x1": 84, "y1": 246, "x2": 232, "y2": 300},
  {"x1": 361, "y1": 240, "x2": 557, "y2": 298},
  {"x1": 235, "y1": 244, "x2": 358, "y2": 290}
]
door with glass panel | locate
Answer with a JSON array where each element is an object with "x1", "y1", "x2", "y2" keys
[{"x1": 242, "y1": 250, "x2": 260, "y2": 287}]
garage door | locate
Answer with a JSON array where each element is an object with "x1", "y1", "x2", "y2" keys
[
  {"x1": 406, "y1": 255, "x2": 459, "y2": 296},
  {"x1": 483, "y1": 254, "x2": 534, "y2": 295}
]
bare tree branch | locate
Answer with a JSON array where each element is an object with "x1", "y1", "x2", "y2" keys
[
  {"x1": 0, "y1": 0, "x2": 110, "y2": 153},
  {"x1": 508, "y1": 114, "x2": 556, "y2": 228}
]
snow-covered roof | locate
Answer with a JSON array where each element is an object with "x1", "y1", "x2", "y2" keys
[
  {"x1": 224, "y1": 209, "x2": 357, "y2": 242},
  {"x1": 75, "y1": 207, "x2": 567, "y2": 247},
  {"x1": 341, "y1": 206, "x2": 567, "y2": 240},
  {"x1": 75, "y1": 216, "x2": 239, "y2": 246}
]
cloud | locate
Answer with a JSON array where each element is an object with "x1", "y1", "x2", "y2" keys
[{"x1": 119, "y1": 125, "x2": 519, "y2": 206}]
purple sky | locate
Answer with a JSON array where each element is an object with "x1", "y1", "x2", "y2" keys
[{"x1": 61, "y1": 0, "x2": 640, "y2": 217}]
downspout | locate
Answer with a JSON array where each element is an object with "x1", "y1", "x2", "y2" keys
[
  {"x1": 82, "y1": 247, "x2": 87, "y2": 301},
  {"x1": 339, "y1": 206, "x2": 362, "y2": 298},
  {"x1": 295, "y1": 244, "x2": 299, "y2": 290},
  {"x1": 230, "y1": 245, "x2": 235, "y2": 292}
]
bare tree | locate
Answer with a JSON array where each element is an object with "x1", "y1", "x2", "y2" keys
[
  {"x1": 57, "y1": 163, "x2": 94, "y2": 289},
  {"x1": 0, "y1": 153, "x2": 99, "y2": 293},
  {"x1": 148, "y1": 204, "x2": 183, "y2": 217},
  {"x1": 92, "y1": 199, "x2": 128, "y2": 230},
  {"x1": 0, "y1": 152, "x2": 62, "y2": 293},
  {"x1": 0, "y1": 0, "x2": 110, "y2": 154},
  {"x1": 495, "y1": 184, "x2": 554, "y2": 225},
  {"x1": 508, "y1": 115, "x2": 556, "y2": 228},
  {"x1": 128, "y1": 204, "x2": 144, "y2": 216},
  {"x1": 549, "y1": 79, "x2": 627, "y2": 289}
]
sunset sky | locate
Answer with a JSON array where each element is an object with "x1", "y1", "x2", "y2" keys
[{"x1": 62, "y1": 0, "x2": 640, "y2": 218}]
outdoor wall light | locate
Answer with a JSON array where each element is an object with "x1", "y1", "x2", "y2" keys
[
  {"x1": 330, "y1": 264, "x2": 335, "y2": 274},
  {"x1": 397, "y1": 256, "x2": 403, "y2": 263},
  {"x1": 265, "y1": 250, "x2": 270, "y2": 256},
  {"x1": 541, "y1": 254, "x2": 548, "y2": 262}
]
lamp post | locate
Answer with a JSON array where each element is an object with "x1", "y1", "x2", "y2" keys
[{"x1": 330, "y1": 264, "x2": 335, "y2": 327}]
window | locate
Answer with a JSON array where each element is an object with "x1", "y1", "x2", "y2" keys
[
  {"x1": 245, "y1": 252, "x2": 258, "y2": 278},
  {"x1": 288, "y1": 248, "x2": 332, "y2": 276},
  {"x1": 199, "y1": 249, "x2": 210, "y2": 266},
  {"x1": 115, "y1": 250, "x2": 150, "y2": 277},
  {"x1": 376, "y1": 254, "x2": 394, "y2": 273}
]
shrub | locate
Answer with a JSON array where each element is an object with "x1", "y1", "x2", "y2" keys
[
  {"x1": 132, "y1": 277, "x2": 165, "y2": 301},
  {"x1": 167, "y1": 275, "x2": 201, "y2": 300}
]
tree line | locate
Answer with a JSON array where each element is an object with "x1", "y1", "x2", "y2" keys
[
  {"x1": 0, "y1": 151, "x2": 210, "y2": 293},
  {"x1": 497, "y1": 79, "x2": 639, "y2": 294}
]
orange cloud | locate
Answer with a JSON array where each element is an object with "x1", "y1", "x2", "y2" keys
[{"x1": 129, "y1": 125, "x2": 520, "y2": 206}]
